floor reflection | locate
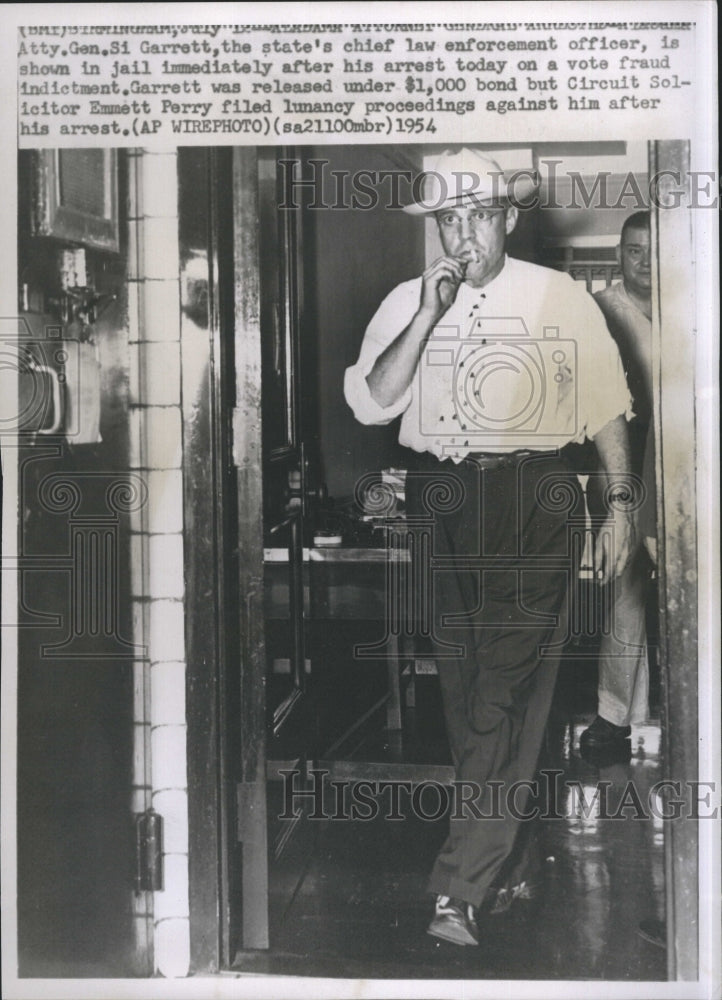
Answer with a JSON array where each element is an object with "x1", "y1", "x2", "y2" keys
[
  {"x1": 538, "y1": 722, "x2": 666, "y2": 979},
  {"x1": 235, "y1": 689, "x2": 667, "y2": 981}
]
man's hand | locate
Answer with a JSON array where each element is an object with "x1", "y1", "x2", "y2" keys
[
  {"x1": 595, "y1": 507, "x2": 636, "y2": 585},
  {"x1": 366, "y1": 256, "x2": 468, "y2": 409},
  {"x1": 420, "y1": 255, "x2": 468, "y2": 322},
  {"x1": 592, "y1": 414, "x2": 636, "y2": 585}
]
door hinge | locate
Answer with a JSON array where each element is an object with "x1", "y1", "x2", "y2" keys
[{"x1": 135, "y1": 808, "x2": 164, "y2": 892}]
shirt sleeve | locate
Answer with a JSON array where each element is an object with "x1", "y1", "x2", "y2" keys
[
  {"x1": 343, "y1": 280, "x2": 419, "y2": 426},
  {"x1": 574, "y1": 281, "x2": 634, "y2": 440}
]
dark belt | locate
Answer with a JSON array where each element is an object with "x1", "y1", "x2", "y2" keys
[{"x1": 463, "y1": 449, "x2": 559, "y2": 470}]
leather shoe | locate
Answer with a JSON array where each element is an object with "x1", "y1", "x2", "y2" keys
[
  {"x1": 427, "y1": 895, "x2": 479, "y2": 946},
  {"x1": 580, "y1": 716, "x2": 632, "y2": 764}
]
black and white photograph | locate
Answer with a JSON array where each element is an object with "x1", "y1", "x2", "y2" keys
[{"x1": 1, "y1": 5, "x2": 718, "y2": 999}]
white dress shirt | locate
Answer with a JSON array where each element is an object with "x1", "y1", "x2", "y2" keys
[{"x1": 344, "y1": 256, "x2": 632, "y2": 460}]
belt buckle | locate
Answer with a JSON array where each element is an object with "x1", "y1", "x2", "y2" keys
[
  {"x1": 474, "y1": 450, "x2": 533, "y2": 471},
  {"x1": 467, "y1": 452, "x2": 505, "y2": 471}
]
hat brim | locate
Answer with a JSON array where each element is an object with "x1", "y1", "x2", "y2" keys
[
  {"x1": 402, "y1": 194, "x2": 503, "y2": 215},
  {"x1": 402, "y1": 177, "x2": 538, "y2": 214}
]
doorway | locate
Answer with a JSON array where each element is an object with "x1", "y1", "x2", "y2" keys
[{"x1": 185, "y1": 142, "x2": 699, "y2": 980}]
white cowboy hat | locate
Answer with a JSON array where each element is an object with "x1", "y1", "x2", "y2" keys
[{"x1": 402, "y1": 148, "x2": 537, "y2": 215}]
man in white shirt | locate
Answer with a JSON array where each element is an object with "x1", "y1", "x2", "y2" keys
[{"x1": 344, "y1": 149, "x2": 635, "y2": 947}]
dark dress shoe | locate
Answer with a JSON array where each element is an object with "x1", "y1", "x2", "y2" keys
[
  {"x1": 581, "y1": 715, "x2": 632, "y2": 747},
  {"x1": 427, "y1": 895, "x2": 479, "y2": 946},
  {"x1": 579, "y1": 715, "x2": 632, "y2": 755},
  {"x1": 580, "y1": 715, "x2": 632, "y2": 764}
]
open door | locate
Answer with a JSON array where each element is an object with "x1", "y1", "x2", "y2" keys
[{"x1": 231, "y1": 147, "x2": 322, "y2": 953}]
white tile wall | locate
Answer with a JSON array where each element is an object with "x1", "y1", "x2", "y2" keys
[
  {"x1": 150, "y1": 661, "x2": 187, "y2": 726},
  {"x1": 128, "y1": 149, "x2": 190, "y2": 978},
  {"x1": 152, "y1": 854, "x2": 190, "y2": 919},
  {"x1": 143, "y1": 281, "x2": 182, "y2": 342},
  {"x1": 126, "y1": 281, "x2": 142, "y2": 343},
  {"x1": 141, "y1": 154, "x2": 179, "y2": 219},
  {"x1": 140, "y1": 343, "x2": 182, "y2": 407},
  {"x1": 144, "y1": 407, "x2": 183, "y2": 470},
  {"x1": 154, "y1": 919, "x2": 191, "y2": 979},
  {"x1": 150, "y1": 724, "x2": 187, "y2": 792},
  {"x1": 148, "y1": 534, "x2": 185, "y2": 597},
  {"x1": 146, "y1": 470, "x2": 184, "y2": 534},
  {"x1": 143, "y1": 218, "x2": 181, "y2": 281},
  {"x1": 152, "y1": 789, "x2": 190, "y2": 854},
  {"x1": 149, "y1": 599, "x2": 186, "y2": 663}
]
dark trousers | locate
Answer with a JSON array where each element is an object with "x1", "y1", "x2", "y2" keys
[{"x1": 405, "y1": 451, "x2": 582, "y2": 907}]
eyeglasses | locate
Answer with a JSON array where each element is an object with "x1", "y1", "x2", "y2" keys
[{"x1": 436, "y1": 208, "x2": 506, "y2": 229}]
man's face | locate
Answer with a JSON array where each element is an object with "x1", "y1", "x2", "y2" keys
[
  {"x1": 618, "y1": 225, "x2": 651, "y2": 298},
  {"x1": 435, "y1": 202, "x2": 517, "y2": 286}
]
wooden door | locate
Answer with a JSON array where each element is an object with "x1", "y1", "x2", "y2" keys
[{"x1": 231, "y1": 147, "x2": 320, "y2": 953}]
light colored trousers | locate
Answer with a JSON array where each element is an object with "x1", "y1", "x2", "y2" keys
[{"x1": 597, "y1": 541, "x2": 651, "y2": 727}]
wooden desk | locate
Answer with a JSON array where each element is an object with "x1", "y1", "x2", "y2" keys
[
  {"x1": 264, "y1": 531, "x2": 600, "y2": 784},
  {"x1": 264, "y1": 544, "x2": 456, "y2": 783},
  {"x1": 264, "y1": 545, "x2": 410, "y2": 731}
]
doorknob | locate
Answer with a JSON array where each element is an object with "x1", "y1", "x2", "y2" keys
[
  {"x1": 285, "y1": 469, "x2": 303, "y2": 510},
  {"x1": 284, "y1": 469, "x2": 327, "y2": 508},
  {"x1": 304, "y1": 480, "x2": 328, "y2": 505},
  {"x1": 301, "y1": 443, "x2": 327, "y2": 506},
  {"x1": 284, "y1": 467, "x2": 328, "y2": 515}
]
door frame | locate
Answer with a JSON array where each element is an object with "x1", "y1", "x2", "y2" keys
[
  {"x1": 228, "y1": 146, "x2": 317, "y2": 954},
  {"x1": 184, "y1": 145, "x2": 306, "y2": 969},
  {"x1": 181, "y1": 146, "x2": 239, "y2": 972},
  {"x1": 651, "y1": 139, "x2": 700, "y2": 981},
  {"x1": 229, "y1": 146, "x2": 270, "y2": 952},
  {"x1": 183, "y1": 140, "x2": 707, "y2": 979}
]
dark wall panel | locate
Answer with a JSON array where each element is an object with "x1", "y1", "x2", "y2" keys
[
  {"x1": 303, "y1": 145, "x2": 426, "y2": 499},
  {"x1": 16, "y1": 149, "x2": 137, "y2": 977}
]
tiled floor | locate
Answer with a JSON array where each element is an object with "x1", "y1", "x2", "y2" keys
[
  {"x1": 17, "y1": 635, "x2": 668, "y2": 982},
  {"x1": 233, "y1": 665, "x2": 667, "y2": 982}
]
